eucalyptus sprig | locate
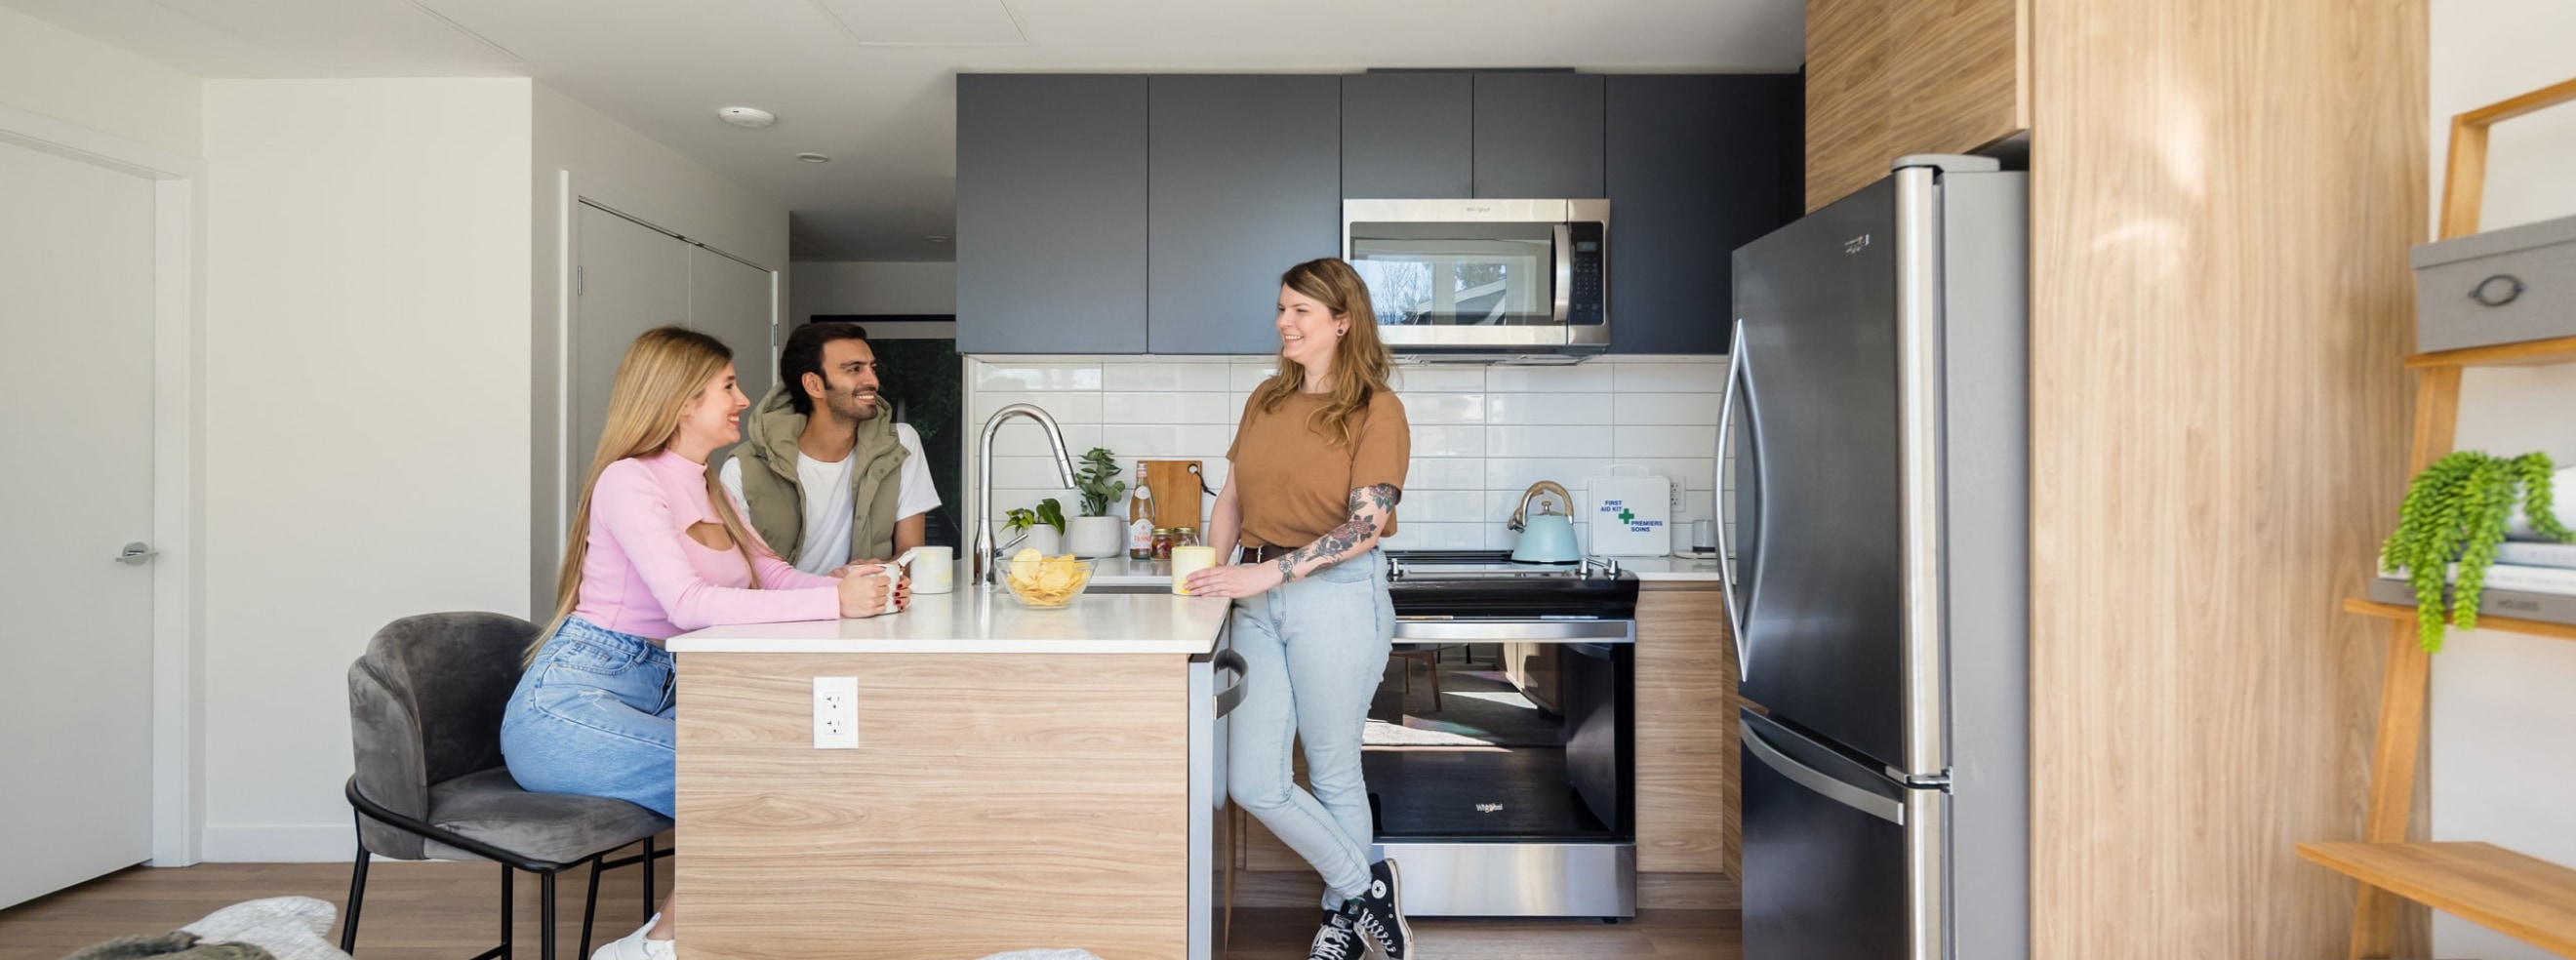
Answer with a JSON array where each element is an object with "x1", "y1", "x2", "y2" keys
[
  {"x1": 1073, "y1": 447, "x2": 1127, "y2": 518},
  {"x1": 2380, "y1": 451, "x2": 2571, "y2": 652}
]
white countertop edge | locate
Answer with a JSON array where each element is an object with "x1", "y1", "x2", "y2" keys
[
  {"x1": 1630, "y1": 570, "x2": 1726, "y2": 582},
  {"x1": 666, "y1": 636, "x2": 1216, "y2": 656}
]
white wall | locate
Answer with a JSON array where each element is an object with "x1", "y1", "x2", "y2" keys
[
  {"x1": 0, "y1": 5, "x2": 199, "y2": 157},
  {"x1": 789, "y1": 260, "x2": 958, "y2": 319},
  {"x1": 200, "y1": 78, "x2": 535, "y2": 860},
  {"x1": 963, "y1": 356, "x2": 1729, "y2": 556},
  {"x1": 2426, "y1": 3, "x2": 2576, "y2": 958},
  {"x1": 529, "y1": 81, "x2": 790, "y2": 616}
]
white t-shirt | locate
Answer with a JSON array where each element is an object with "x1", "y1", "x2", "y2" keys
[{"x1": 719, "y1": 422, "x2": 941, "y2": 575}]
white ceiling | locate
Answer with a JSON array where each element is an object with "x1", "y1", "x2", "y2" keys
[{"x1": 5, "y1": 0, "x2": 1804, "y2": 261}]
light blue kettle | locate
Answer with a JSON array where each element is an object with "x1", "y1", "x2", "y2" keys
[{"x1": 1509, "y1": 480, "x2": 1582, "y2": 565}]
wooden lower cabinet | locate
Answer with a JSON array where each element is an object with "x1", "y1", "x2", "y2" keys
[
  {"x1": 675, "y1": 653, "x2": 1191, "y2": 959},
  {"x1": 1230, "y1": 584, "x2": 1740, "y2": 905}
]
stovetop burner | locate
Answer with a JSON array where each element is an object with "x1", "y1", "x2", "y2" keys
[{"x1": 1383, "y1": 550, "x2": 1638, "y2": 619}]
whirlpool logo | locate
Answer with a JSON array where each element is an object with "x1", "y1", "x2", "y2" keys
[{"x1": 1845, "y1": 233, "x2": 1872, "y2": 254}]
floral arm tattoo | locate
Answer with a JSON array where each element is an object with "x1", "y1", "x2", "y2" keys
[{"x1": 1276, "y1": 484, "x2": 1402, "y2": 583}]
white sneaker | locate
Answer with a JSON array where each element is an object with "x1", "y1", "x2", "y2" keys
[{"x1": 591, "y1": 916, "x2": 674, "y2": 960}]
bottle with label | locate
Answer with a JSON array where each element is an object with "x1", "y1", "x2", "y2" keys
[{"x1": 1128, "y1": 488, "x2": 1157, "y2": 561}]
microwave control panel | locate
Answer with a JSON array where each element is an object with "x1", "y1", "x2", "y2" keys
[{"x1": 1567, "y1": 221, "x2": 1606, "y2": 325}]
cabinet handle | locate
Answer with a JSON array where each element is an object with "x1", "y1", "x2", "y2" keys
[
  {"x1": 1213, "y1": 649, "x2": 1248, "y2": 719},
  {"x1": 2471, "y1": 274, "x2": 2525, "y2": 307}
]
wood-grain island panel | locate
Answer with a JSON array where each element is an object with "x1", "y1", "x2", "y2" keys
[{"x1": 675, "y1": 653, "x2": 1190, "y2": 960}]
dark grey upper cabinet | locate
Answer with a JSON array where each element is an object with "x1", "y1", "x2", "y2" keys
[
  {"x1": 1473, "y1": 73, "x2": 1605, "y2": 198},
  {"x1": 1605, "y1": 74, "x2": 1803, "y2": 355},
  {"x1": 1148, "y1": 75, "x2": 1342, "y2": 355},
  {"x1": 955, "y1": 74, "x2": 1148, "y2": 354},
  {"x1": 1342, "y1": 72, "x2": 1473, "y2": 199}
]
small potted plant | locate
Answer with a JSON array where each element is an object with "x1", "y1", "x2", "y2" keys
[
  {"x1": 2382, "y1": 451, "x2": 2574, "y2": 651},
  {"x1": 1066, "y1": 448, "x2": 1130, "y2": 559},
  {"x1": 1004, "y1": 498, "x2": 1067, "y2": 556}
]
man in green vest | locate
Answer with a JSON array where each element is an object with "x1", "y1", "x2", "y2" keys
[{"x1": 716, "y1": 322, "x2": 939, "y2": 573}]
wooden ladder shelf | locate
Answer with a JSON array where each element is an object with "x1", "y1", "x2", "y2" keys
[{"x1": 2310, "y1": 74, "x2": 2576, "y2": 960}]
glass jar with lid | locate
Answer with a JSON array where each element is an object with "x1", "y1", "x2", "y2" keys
[
  {"x1": 1173, "y1": 526, "x2": 1201, "y2": 548},
  {"x1": 1149, "y1": 528, "x2": 1174, "y2": 561}
]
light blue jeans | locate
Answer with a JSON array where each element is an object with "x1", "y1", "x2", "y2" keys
[
  {"x1": 1227, "y1": 547, "x2": 1396, "y2": 902},
  {"x1": 500, "y1": 618, "x2": 677, "y2": 818}
]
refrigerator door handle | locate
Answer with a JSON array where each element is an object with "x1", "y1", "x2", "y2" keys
[
  {"x1": 1740, "y1": 717, "x2": 1903, "y2": 825},
  {"x1": 1714, "y1": 322, "x2": 1751, "y2": 682}
]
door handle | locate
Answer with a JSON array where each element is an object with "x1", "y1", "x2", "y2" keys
[
  {"x1": 1742, "y1": 717, "x2": 1905, "y2": 825},
  {"x1": 1715, "y1": 323, "x2": 1751, "y2": 682},
  {"x1": 1212, "y1": 649, "x2": 1248, "y2": 719},
  {"x1": 114, "y1": 541, "x2": 157, "y2": 566}
]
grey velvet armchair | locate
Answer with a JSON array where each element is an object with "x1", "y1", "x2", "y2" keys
[{"x1": 343, "y1": 612, "x2": 671, "y2": 960}]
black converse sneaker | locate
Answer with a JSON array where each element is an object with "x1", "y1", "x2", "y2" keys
[
  {"x1": 1348, "y1": 859, "x2": 1412, "y2": 959},
  {"x1": 1307, "y1": 907, "x2": 1362, "y2": 960}
]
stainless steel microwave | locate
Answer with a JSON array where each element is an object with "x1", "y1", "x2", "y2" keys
[{"x1": 1343, "y1": 199, "x2": 1609, "y2": 355}]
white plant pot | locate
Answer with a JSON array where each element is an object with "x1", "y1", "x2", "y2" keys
[
  {"x1": 1067, "y1": 516, "x2": 1126, "y2": 559},
  {"x1": 1012, "y1": 526, "x2": 1063, "y2": 557}
]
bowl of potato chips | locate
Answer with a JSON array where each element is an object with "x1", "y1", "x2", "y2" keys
[{"x1": 1001, "y1": 549, "x2": 1096, "y2": 609}]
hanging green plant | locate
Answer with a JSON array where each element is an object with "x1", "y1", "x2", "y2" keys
[{"x1": 2380, "y1": 451, "x2": 2575, "y2": 652}]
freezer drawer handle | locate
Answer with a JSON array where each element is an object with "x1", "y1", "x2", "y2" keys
[
  {"x1": 1213, "y1": 649, "x2": 1249, "y2": 719},
  {"x1": 1741, "y1": 718, "x2": 1905, "y2": 826}
]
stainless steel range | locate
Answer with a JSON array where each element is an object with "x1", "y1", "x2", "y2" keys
[{"x1": 1369, "y1": 550, "x2": 1639, "y2": 919}]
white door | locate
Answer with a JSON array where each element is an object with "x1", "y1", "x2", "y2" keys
[
  {"x1": 686, "y1": 244, "x2": 776, "y2": 400},
  {"x1": 0, "y1": 140, "x2": 159, "y2": 907},
  {"x1": 572, "y1": 202, "x2": 688, "y2": 473}
]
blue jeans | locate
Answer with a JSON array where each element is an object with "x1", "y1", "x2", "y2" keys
[
  {"x1": 1227, "y1": 547, "x2": 1396, "y2": 902},
  {"x1": 500, "y1": 618, "x2": 677, "y2": 818}
]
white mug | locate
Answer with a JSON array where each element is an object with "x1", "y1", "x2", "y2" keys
[
  {"x1": 849, "y1": 546, "x2": 931, "y2": 617},
  {"x1": 909, "y1": 545, "x2": 955, "y2": 595},
  {"x1": 1170, "y1": 545, "x2": 1218, "y2": 595}
]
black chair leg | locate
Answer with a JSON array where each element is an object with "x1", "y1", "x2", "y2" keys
[
  {"x1": 540, "y1": 871, "x2": 558, "y2": 960},
  {"x1": 641, "y1": 835, "x2": 655, "y2": 918},
  {"x1": 499, "y1": 864, "x2": 515, "y2": 960},
  {"x1": 341, "y1": 830, "x2": 372, "y2": 953},
  {"x1": 580, "y1": 854, "x2": 605, "y2": 959}
]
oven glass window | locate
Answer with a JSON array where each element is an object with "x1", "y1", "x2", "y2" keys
[{"x1": 1348, "y1": 222, "x2": 1555, "y2": 326}]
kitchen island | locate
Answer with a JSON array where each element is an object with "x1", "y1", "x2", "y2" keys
[{"x1": 666, "y1": 587, "x2": 1235, "y2": 960}]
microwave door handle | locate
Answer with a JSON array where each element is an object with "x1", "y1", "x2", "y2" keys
[
  {"x1": 1551, "y1": 223, "x2": 1573, "y2": 324},
  {"x1": 1715, "y1": 320, "x2": 1751, "y2": 683}
]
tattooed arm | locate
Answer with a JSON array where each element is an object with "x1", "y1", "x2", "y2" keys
[
  {"x1": 1182, "y1": 483, "x2": 1402, "y2": 599},
  {"x1": 1272, "y1": 483, "x2": 1401, "y2": 582}
]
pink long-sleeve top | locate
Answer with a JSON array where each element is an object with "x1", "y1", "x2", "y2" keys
[{"x1": 572, "y1": 450, "x2": 842, "y2": 639}]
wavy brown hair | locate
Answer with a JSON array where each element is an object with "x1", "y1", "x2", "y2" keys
[
  {"x1": 1250, "y1": 258, "x2": 1394, "y2": 448},
  {"x1": 531, "y1": 327, "x2": 766, "y2": 660}
]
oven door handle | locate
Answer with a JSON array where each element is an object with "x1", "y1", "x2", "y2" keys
[
  {"x1": 1550, "y1": 222, "x2": 1574, "y2": 324},
  {"x1": 1393, "y1": 619, "x2": 1634, "y2": 643}
]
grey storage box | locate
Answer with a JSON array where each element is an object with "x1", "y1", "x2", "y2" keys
[{"x1": 2411, "y1": 212, "x2": 2576, "y2": 353}]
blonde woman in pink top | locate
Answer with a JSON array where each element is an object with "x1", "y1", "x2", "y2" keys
[{"x1": 501, "y1": 327, "x2": 901, "y2": 960}]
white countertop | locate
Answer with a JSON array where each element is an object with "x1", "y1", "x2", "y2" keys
[
  {"x1": 1607, "y1": 555, "x2": 1728, "y2": 582},
  {"x1": 665, "y1": 586, "x2": 1229, "y2": 656}
]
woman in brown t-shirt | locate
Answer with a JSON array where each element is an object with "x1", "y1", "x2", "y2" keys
[{"x1": 1185, "y1": 258, "x2": 1414, "y2": 960}]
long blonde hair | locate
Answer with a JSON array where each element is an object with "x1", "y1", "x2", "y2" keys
[
  {"x1": 1251, "y1": 258, "x2": 1395, "y2": 448},
  {"x1": 533, "y1": 327, "x2": 766, "y2": 659}
]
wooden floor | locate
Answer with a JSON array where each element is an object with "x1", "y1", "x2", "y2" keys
[{"x1": 0, "y1": 860, "x2": 1738, "y2": 959}]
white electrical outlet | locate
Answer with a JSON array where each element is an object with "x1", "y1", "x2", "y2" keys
[{"x1": 813, "y1": 676, "x2": 858, "y2": 749}]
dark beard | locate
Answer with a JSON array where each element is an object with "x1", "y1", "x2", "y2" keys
[{"x1": 832, "y1": 391, "x2": 881, "y2": 422}]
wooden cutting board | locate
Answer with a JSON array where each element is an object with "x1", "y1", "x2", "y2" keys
[{"x1": 1137, "y1": 460, "x2": 1205, "y2": 532}]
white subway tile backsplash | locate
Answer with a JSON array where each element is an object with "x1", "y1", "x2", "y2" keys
[
  {"x1": 1409, "y1": 425, "x2": 1488, "y2": 458},
  {"x1": 1389, "y1": 365, "x2": 1487, "y2": 392},
  {"x1": 960, "y1": 356, "x2": 1725, "y2": 557},
  {"x1": 1487, "y1": 364, "x2": 1615, "y2": 393},
  {"x1": 987, "y1": 421, "x2": 1104, "y2": 457},
  {"x1": 1406, "y1": 459, "x2": 1486, "y2": 490},
  {"x1": 1488, "y1": 424, "x2": 1616, "y2": 458},
  {"x1": 1615, "y1": 424, "x2": 1716, "y2": 460},
  {"x1": 1231, "y1": 362, "x2": 1280, "y2": 391},
  {"x1": 1613, "y1": 361, "x2": 1724, "y2": 393},
  {"x1": 1403, "y1": 392, "x2": 1489, "y2": 425},
  {"x1": 1103, "y1": 361, "x2": 1230, "y2": 392},
  {"x1": 1614, "y1": 392, "x2": 1723, "y2": 425},
  {"x1": 972, "y1": 391, "x2": 1103, "y2": 425},
  {"x1": 1486, "y1": 392, "x2": 1615, "y2": 425},
  {"x1": 1103, "y1": 391, "x2": 1234, "y2": 424},
  {"x1": 974, "y1": 361, "x2": 1104, "y2": 392}
]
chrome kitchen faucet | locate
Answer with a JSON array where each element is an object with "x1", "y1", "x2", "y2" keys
[{"x1": 972, "y1": 402, "x2": 1077, "y2": 586}]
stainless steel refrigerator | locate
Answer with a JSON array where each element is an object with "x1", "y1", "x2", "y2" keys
[{"x1": 1720, "y1": 155, "x2": 2029, "y2": 960}]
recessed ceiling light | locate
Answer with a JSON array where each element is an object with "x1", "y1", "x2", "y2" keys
[
  {"x1": 927, "y1": 235, "x2": 949, "y2": 243},
  {"x1": 794, "y1": 152, "x2": 831, "y2": 163},
  {"x1": 717, "y1": 106, "x2": 776, "y2": 128}
]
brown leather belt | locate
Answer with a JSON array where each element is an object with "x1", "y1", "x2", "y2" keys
[{"x1": 1243, "y1": 543, "x2": 1296, "y2": 565}]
